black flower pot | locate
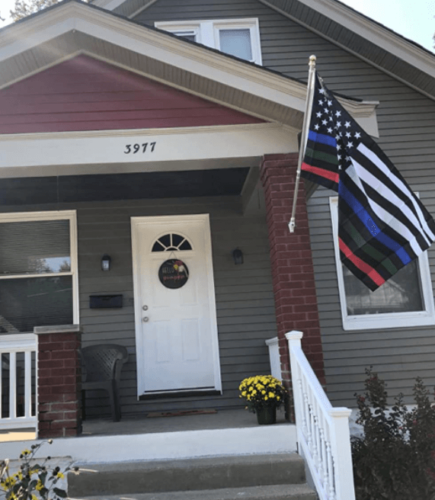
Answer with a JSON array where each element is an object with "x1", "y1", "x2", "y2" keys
[{"x1": 256, "y1": 406, "x2": 277, "y2": 425}]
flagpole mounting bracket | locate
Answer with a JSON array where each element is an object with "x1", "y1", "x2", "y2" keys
[{"x1": 289, "y1": 218, "x2": 296, "y2": 233}]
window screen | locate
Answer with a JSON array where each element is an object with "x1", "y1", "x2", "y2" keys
[{"x1": 0, "y1": 220, "x2": 70, "y2": 275}]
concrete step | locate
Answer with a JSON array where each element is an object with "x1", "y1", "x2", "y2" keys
[
  {"x1": 69, "y1": 454, "x2": 308, "y2": 497},
  {"x1": 77, "y1": 484, "x2": 317, "y2": 500}
]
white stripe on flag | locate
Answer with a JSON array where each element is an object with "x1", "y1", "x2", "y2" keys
[
  {"x1": 356, "y1": 143, "x2": 435, "y2": 242},
  {"x1": 346, "y1": 162, "x2": 425, "y2": 256}
]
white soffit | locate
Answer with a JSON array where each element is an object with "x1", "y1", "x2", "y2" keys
[{"x1": 0, "y1": 1, "x2": 378, "y2": 135}]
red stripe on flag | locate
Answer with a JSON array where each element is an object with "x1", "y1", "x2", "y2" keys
[
  {"x1": 301, "y1": 163, "x2": 339, "y2": 184},
  {"x1": 339, "y1": 238, "x2": 385, "y2": 288}
]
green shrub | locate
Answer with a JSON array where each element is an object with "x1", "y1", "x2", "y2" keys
[{"x1": 352, "y1": 368, "x2": 435, "y2": 500}]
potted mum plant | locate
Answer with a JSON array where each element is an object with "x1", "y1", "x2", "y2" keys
[{"x1": 239, "y1": 375, "x2": 287, "y2": 425}]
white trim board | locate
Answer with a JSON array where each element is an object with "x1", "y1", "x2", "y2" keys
[{"x1": 0, "y1": 123, "x2": 297, "y2": 174}]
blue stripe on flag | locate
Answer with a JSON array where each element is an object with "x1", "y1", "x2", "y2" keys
[
  {"x1": 308, "y1": 130, "x2": 337, "y2": 147},
  {"x1": 339, "y1": 182, "x2": 412, "y2": 265}
]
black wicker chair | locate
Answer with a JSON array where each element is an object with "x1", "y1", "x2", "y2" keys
[{"x1": 80, "y1": 344, "x2": 128, "y2": 422}]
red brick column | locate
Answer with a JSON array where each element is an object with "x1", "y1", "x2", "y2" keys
[
  {"x1": 34, "y1": 325, "x2": 82, "y2": 438},
  {"x1": 260, "y1": 153, "x2": 326, "y2": 390}
]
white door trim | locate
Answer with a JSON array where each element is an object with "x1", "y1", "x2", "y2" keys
[{"x1": 131, "y1": 214, "x2": 222, "y2": 397}]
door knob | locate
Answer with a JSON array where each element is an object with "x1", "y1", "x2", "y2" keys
[
  {"x1": 143, "y1": 305, "x2": 148, "y2": 311},
  {"x1": 143, "y1": 317, "x2": 149, "y2": 322}
]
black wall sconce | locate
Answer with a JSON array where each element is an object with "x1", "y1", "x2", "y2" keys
[
  {"x1": 101, "y1": 254, "x2": 111, "y2": 271},
  {"x1": 232, "y1": 248, "x2": 244, "y2": 265}
]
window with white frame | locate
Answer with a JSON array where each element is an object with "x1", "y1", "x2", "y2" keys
[
  {"x1": 329, "y1": 196, "x2": 435, "y2": 330},
  {"x1": 0, "y1": 211, "x2": 79, "y2": 334},
  {"x1": 155, "y1": 19, "x2": 263, "y2": 65}
]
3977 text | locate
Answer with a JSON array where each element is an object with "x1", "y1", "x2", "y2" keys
[{"x1": 124, "y1": 142, "x2": 157, "y2": 154}]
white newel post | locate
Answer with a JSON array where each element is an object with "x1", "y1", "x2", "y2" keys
[
  {"x1": 286, "y1": 330, "x2": 304, "y2": 441},
  {"x1": 329, "y1": 408, "x2": 355, "y2": 500}
]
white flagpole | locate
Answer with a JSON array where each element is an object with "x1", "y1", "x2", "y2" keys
[{"x1": 289, "y1": 55, "x2": 317, "y2": 233}]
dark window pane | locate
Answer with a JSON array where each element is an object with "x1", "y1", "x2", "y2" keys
[
  {"x1": 179, "y1": 240, "x2": 192, "y2": 251},
  {"x1": 159, "y1": 235, "x2": 171, "y2": 248},
  {"x1": 152, "y1": 242, "x2": 165, "y2": 252},
  {"x1": 173, "y1": 32, "x2": 196, "y2": 42},
  {"x1": 0, "y1": 220, "x2": 71, "y2": 275},
  {"x1": 0, "y1": 276, "x2": 73, "y2": 333},
  {"x1": 172, "y1": 234, "x2": 184, "y2": 246}
]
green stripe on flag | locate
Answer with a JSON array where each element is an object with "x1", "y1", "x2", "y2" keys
[
  {"x1": 305, "y1": 147, "x2": 339, "y2": 166},
  {"x1": 345, "y1": 220, "x2": 398, "y2": 276}
]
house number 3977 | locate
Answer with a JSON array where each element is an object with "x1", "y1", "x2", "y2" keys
[{"x1": 124, "y1": 142, "x2": 157, "y2": 154}]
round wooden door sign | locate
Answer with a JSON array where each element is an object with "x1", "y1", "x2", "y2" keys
[{"x1": 159, "y1": 259, "x2": 189, "y2": 289}]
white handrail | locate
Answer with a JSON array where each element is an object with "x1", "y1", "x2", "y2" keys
[
  {"x1": 0, "y1": 333, "x2": 37, "y2": 430},
  {"x1": 286, "y1": 331, "x2": 355, "y2": 500}
]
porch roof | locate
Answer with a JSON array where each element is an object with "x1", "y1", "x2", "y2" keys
[{"x1": 0, "y1": 0, "x2": 378, "y2": 135}]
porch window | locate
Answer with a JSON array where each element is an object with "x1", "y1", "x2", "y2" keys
[
  {"x1": 0, "y1": 211, "x2": 79, "y2": 334},
  {"x1": 155, "y1": 19, "x2": 263, "y2": 65},
  {"x1": 329, "y1": 197, "x2": 435, "y2": 330}
]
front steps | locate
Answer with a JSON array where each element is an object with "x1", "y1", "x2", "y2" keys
[{"x1": 68, "y1": 453, "x2": 316, "y2": 499}]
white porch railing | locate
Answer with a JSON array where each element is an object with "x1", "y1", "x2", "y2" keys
[
  {"x1": 286, "y1": 331, "x2": 355, "y2": 500},
  {"x1": 0, "y1": 333, "x2": 37, "y2": 430}
]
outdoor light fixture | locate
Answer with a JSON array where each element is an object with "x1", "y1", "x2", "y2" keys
[
  {"x1": 232, "y1": 248, "x2": 244, "y2": 265},
  {"x1": 101, "y1": 254, "x2": 111, "y2": 272}
]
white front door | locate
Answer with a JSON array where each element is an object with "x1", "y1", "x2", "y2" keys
[{"x1": 131, "y1": 214, "x2": 221, "y2": 396}]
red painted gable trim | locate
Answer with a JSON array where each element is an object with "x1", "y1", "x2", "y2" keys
[{"x1": 0, "y1": 55, "x2": 264, "y2": 134}]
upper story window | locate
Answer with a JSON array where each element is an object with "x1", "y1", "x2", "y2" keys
[
  {"x1": 329, "y1": 196, "x2": 435, "y2": 330},
  {"x1": 155, "y1": 18, "x2": 263, "y2": 65}
]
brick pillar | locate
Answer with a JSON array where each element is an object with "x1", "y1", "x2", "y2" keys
[
  {"x1": 34, "y1": 325, "x2": 82, "y2": 438},
  {"x1": 260, "y1": 154, "x2": 326, "y2": 391}
]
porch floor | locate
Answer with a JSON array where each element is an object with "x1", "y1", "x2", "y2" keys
[{"x1": 81, "y1": 408, "x2": 290, "y2": 437}]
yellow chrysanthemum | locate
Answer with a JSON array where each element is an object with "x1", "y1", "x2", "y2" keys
[
  {"x1": 269, "y1": 392, "x2": 275, "y2": 398},
  {"x1": 56, "y1": 472, "x2": 64, "y2": 479},
  {"x1": 1, "y1": 477, "x2": 16, "y2": 488},
  {"x1": 21, "y1": 449, "x2": 31, "y2": 456},
  {"x1": 36, "y1": 481, "x2": 44, "y2": 491}
]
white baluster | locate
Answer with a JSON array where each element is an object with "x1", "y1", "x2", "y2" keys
[
  {"x1": 319, "y1": 428, "x2": 328, "y2": 492},
  {"x1": 298, "y1": 379, "x2": 308, "y2": 438},
  {"x1": 24, "y1": 350, "x2": 32, "y2": 418},
  {"x1": 327, "y1": 442, "x2": 335, "y2": 500},
  {"x1": 9, "y1": 351, "x2": 17, "y2": 419},
  {"x1": 0, "y1": 354, "x2": 2, "y2": 418}
]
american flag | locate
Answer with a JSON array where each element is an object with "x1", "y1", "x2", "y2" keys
[{"x1": 301, "y1": 74, "x2": 435, "y2": 291}]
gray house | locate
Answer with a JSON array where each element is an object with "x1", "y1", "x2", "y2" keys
[{"x1": 0, "y1": 0, "x2": 434, "y2": 427}]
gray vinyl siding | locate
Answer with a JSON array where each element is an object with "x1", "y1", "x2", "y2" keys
[
  {"x1": 0, "y1": 196, "x2": 277, "y2": 418},
  {"x1": 135, "y1": 0, "x2": 435, "y2": 407}
]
